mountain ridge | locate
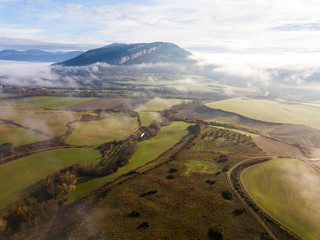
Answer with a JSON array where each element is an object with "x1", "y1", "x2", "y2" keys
[
  {"x1": 0, "y1": 49, "x2": 84, "y2": 62},
  {"x1": 57, "y1": 42, "x2": 194, "y2": 66}
]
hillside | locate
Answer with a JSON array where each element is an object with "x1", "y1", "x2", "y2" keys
[
  {"x1": 57, "y1": 42, "x2": 194, "y2": 66},
  {"x1": 0, "y1": 50, "x2": 83, "y2": 62}
]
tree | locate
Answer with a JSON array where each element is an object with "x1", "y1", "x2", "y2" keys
[{"x1": 44, "y1": 170, "x2": 77, "y2": 201}]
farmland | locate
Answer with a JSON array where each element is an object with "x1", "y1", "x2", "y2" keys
[
  {"x1": 0, "y1": 106, "x2": 87, "y2": 136},
  {"x1": 241, "y1": 158, "x2": 320, "y2": 240},
  {"x1": 66, "y1": 117, "x2": 139, "y2": 145},
  {"x1": 139, "y1": 111, "x2": 161, "y2": 126},
  {"x1": 206, "y1": 97, "x2": 320, "y2": 130},
  {"x1": 0, "y1": 148, "x2": 101, "y2": 211},
  {"x1": 0, "y1": 123, "x2": 47, "y2": 146},
  {"x1": 2, "y1": 96, "x2": 97, "y2": 109},
  {"x1": 71, "y1": 121, "x2": 191, "y2": 201},
  {"x1": 135, "y1": 97, "x2": 189, "y2": 112}
]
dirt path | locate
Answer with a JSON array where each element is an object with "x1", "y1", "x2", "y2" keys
[{"x1": 226, "y1": 156, "x2": 279, "y2": 240}]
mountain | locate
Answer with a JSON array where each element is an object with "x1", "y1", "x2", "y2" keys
[
  {"x1": 57, "y1": 42, "x2": 194, "y2": 66},
  {"x1": 0, "y1": 49, "x2": 84, "y2": 62}
]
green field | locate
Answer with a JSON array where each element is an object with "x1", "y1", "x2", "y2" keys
[
  {"x1": 0, "y1": 124, "x2": 47, "y2": 146},
  {"x1": 71, "y1": 121, "x2": 191, "y2": 201},
  {"x1": 139, "y1": 111, "x2": 162, "y2": 126},
  {"x1": 241, "y1": 158, "x2": 320, "y2": 240},
  {"x1": 206, "y1": 97, "x2": 320, "y2": 130},
  {"x1": 183, "y1": 159, "x2": 220, "y2": 175},
  {"x1": 2, "y1": 96, "x2": 97, "y2": 109},
  {"x1": 0, "y1": 106, "x2": 87, "y2": 136},
  {"x1": 0, "y1": 148, "x2": 101, "y2": 211},
  {"x1": 66, "y1": 117, "x2": 139, "y2": 145},
  {"x1": 135, "y1": 97, "x2": 189, "y2": 112}
]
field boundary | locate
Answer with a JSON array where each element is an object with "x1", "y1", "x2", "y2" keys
[
  {"x1": 77, "y1": 125, "x2": 196, "y2": 204},
  {"x1": 227, "y1": 157, "x2": 303, "y2": 240}
]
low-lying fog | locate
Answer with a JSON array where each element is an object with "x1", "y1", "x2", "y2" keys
[{"x1": 1, "y1": 51, "x2": 320, "y2": 100}]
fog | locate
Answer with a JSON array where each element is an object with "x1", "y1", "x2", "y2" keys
[{"x1": 1, "y1": 52, "x2": 320, "y2": 100}]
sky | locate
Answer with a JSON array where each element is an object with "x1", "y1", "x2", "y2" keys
[{"x1": 1, "y1": 0, "x2": 320, "y2": 65}]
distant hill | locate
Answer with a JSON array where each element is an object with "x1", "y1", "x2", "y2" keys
[
  {"x1": 0, "y1": 50, "x2": 84, "y2": 62},
  {"x1": 57, "y1": 42, "x2": 194, "y2": 66}
]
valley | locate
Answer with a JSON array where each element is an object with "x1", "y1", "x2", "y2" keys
[{"x1": 0, "y1": 90, "x2": 319, "y2": 240}]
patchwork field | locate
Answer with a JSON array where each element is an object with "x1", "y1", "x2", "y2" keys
[
  {"x1": 112, "y1": 75, "x2": 255, "y2": 94},
  {"x1": 0, "y1": 148, "x2": 101, "y2": 211},
  {"x1": 0, "y1": 106, "x2": 87, "y2": 136},
  {"x1": 38, "y1": 126, "x2": 266, "y2": 240},
  {"x1": 241, "y1": 158, "x2": 320, "y2": 240},
  {"x1": 206, "y1": 97, "x2": 320, "y2": 130},
  {"x1": 71, "y1": 121, "x2": 191, "y2": 201},
  {"x1": 135, "y1": 97, "x2": 189, "y2": 112},
  {"x1": 67, "y1": 97, "x2": 150, "y2": 111},
  {"x1": 66, "y1": 117, "x2": 139, "y2": 145},
  {"x1": 2, "y1": 96, "x2": 97, "y2": 109},
  {"x1": 0, "y1": 123, "x2": 47, "y2": 146}
]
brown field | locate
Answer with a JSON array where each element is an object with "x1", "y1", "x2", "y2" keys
[
  {"x1": 175, "y1": 104, "x2": 320, "y2": 151},
  {"x1": 253, "y1": 137, "x2": 305, "y2": 159},
  {"x1": 174, "y1": 105, "x2": 280, "y2": 133},
  {"x1": 269, "y1": 124, "x2": 320, "y2": 148},
  {"x1": 67, "y1": 97, "x2": 150, "y2": 111}
]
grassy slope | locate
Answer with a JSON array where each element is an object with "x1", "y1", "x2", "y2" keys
[
  {"x1": 206, "y1": 97, "x2": 320, "y2": 130},
  {"x1": 3, "y1": 96, "x2": 97, "y2": 109},
  {"x1": 135, "y1": 97, "x2": 189, "y2": 111},
  {"x1": 0, "y1": 125, "x2": 47, "y2": 146},
  {"x1": 71, "y1": 121, "x2": 191, "y2": 201},
  {"x1": 66, "y1": 117, "x2": 139, "y2": 145},
  {"x1": 0, "y1": 148, "x2": 101, "y2": 211},
  {"x1": 241, "y1": 158, "x2": 320, "y2": 240}
]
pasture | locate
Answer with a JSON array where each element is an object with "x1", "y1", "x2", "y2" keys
[
  {"x1": 2, "y1": 96, "x2": 97, "y2": 109},
  {"x1": 66, "y1": 117, "x2": 139, "y2": 145},
  {"x1": 0, "y1": 123, "x2": 47, "y2": 146},
  {"x1": 241, "y1": 158, "x2": 320, "y2": 240},
  {"x1": 71, "y1": 121, "x2": 191, "y2": 201},
  {"x1": 0, "y1": 106, "x2": 87, "y2": 136},
  {"x1": 0, "y1": 148, "x2": 101, "y2": 211},
  {"x1": 206, "y1": 97, "x2": 320, "y2": 130}
]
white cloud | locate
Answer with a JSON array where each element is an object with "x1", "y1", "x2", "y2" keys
[{"x1": 63, "y1": 4, "x2": 83, "y2": 16}]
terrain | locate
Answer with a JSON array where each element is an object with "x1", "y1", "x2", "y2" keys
[
  {"x1": 58, "y1": 42, "x2": 194, "y2": 66},
  {"x1": 0, "y1": 50, "x2": 83, "y2": 62},
  {"x1": 0, "y1": 43, "x2": 320, "y2": 240}
]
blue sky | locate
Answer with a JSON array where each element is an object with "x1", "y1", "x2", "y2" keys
[{"x1": 1, "y1": 0, "x2": 320, "y2": 60}]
